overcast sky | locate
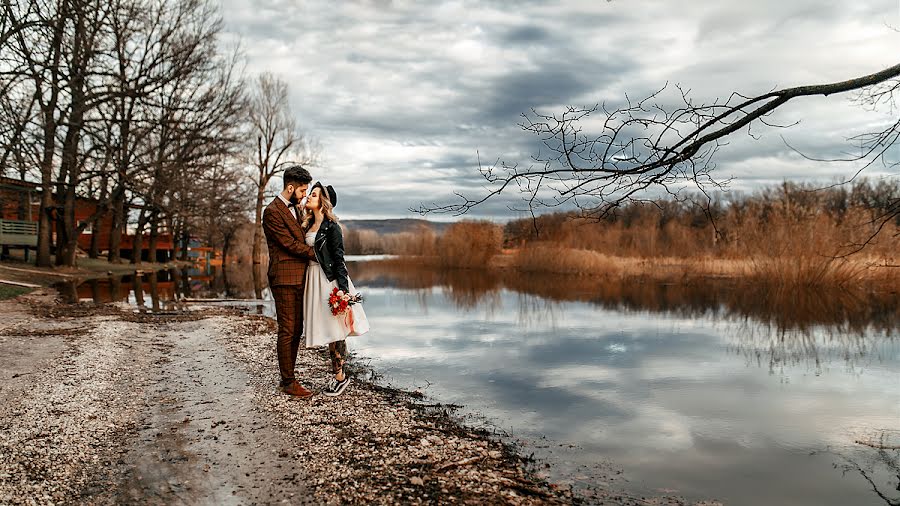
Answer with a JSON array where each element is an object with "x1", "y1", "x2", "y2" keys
[{"x1": 220, "y1": 0, "x2": 900, "y2": 221}]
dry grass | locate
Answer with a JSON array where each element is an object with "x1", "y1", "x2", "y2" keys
[
  {"x1": 435, "y1": 221, "x2": 503, "y2": 268},
  {"x1": 344, "y1": 225, "x2": 438, "y2": 256},
  {"x1": 504, "y1": 243, "x2": 898, "y2": 288},
  {"x1": 499, "y1": 180, "x2": 900, "y2": 288},
  {"x1": 507, "y1": 244, "x2": 749, "y2": 281},
  {"x1": 346, "y1": 181, "x2": 900, "y2": 288}
]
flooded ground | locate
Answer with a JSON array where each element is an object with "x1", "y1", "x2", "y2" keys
[{"x1": 55, "y1": 260, "x2": 900, "y2": 505}]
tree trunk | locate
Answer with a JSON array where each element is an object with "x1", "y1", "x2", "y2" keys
[
  {"x1": 148, "y1": 213, "x2": 159, "y2": 263},
  {"x1": 131, "y1": 208, "x2": 147, "y2": 265},
  {"x1": 34, "y1": 1, "x2": 68, "y2": 269},
  {"x1": 37, "y1": 168, "x2": 54, "y2": 267},
  {"x1": 252, "y1": 187, "x2": 265, "y2": 264},
  {"x1": 107, "y1": 187, "x2": 125, "y2": 263},
  {"x1": 53, "y1": 189, "x2": 67, "y2": 266},
  {"x1": 90, "y1": 172, "x2": 109, "y2": 259},
  {"x1": 172, "y1": 218, "x2": 182, "y2": 260},
  {"x1": 58, "y1": 183, "x2": 78, "y2": 267},
  {"x1": 179, "y1": 225, "x2": 189, "y2": 262},
  {"x1": 57, "y1": 128, "x2": 84, "y2": 267},
  {"x1": 55, "y1": 4, "x2": 91, "y2": 269},
  {"x1": 89, "y1": 217, "x2": 100, "y2": 258},
  {"x1": 221, "y1": 230, "x2": 233, "y2": 266}
]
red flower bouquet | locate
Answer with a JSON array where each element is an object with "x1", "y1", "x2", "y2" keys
[
  {"x1": 328, "y1": 287, "x2": 363, "y2": 317},
  {"x1": 328, "y1": 287, "x2": 363, "y2": 333}
]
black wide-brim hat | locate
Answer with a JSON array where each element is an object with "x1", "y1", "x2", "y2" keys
[{"x1": 312, "y1": 181, "x2": 337, "y2": 208}]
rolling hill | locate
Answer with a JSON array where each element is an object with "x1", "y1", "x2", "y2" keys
[{"x1": 341, "y1": 219, "x2": 452, "y2": 235}]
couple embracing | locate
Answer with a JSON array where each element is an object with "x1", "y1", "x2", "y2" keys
[{"x1": 262, "y1": 165, "x2": 369, "y2": 399}]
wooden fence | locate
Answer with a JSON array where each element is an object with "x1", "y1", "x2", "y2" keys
[{"x1": 0, "y1": 219, "x2": 38, "y2": 247}]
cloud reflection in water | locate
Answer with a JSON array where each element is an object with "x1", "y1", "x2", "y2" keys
[{"x1": 349, "y1": 261, "x2": 900, "y2": 505}]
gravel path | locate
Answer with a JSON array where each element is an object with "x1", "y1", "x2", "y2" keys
[{"x1": 0, "y1": 290, "x2": 580, "y2": 505}]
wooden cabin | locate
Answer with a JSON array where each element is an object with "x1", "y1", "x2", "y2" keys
[{"x1": 0, "y1": 176, "x2": 182, "y2": 262}]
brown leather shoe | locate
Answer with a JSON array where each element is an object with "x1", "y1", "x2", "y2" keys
[{"x1": 281, "y1": 381, "x2": 314, "y2": 398}]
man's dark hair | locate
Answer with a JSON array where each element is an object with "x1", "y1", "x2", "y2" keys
[{"x1": 283, "y1": 165, "x2": 312, "y2": 188}]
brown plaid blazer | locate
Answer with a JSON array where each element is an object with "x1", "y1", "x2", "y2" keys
[{"x1": 262, "y1": 197, "x2": 316, "y2": 286}]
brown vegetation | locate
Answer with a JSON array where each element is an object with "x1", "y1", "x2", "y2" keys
[
  {"x1": 343, "y1": 220, "x2": 504, "y2": 270},
  {"x1": 503, "y1": 180, "x2": 899, "y2": 287},
  {"x1": 350, "y1": 180, "x2": 899, "y2": 287},
  {"x1": 344, "y1": 224, "x2": 438, "y2": 256},
  {"x1": 435, "y1": 221, "x2": 503, "y2": 268}
]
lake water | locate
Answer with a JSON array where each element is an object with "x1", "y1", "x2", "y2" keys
[{"x1": 60, "y1": 260, "x2": 900, "y2": 505}]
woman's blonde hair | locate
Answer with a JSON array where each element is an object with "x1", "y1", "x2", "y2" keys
[{"x1": 302, "y1": 185, "x2": 340, "y2": 231}]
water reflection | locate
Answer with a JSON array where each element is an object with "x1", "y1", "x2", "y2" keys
[
  {"x1": 352, "y1": 260, "x2": 900, "y2": 335},
  {"x1": 832, "y1": 432, "x2": 900, "y2": 506},
  {"x1": 345, "y1": 261, "x2": 900, "y2": 505},
  {"x1": 55, "y1": 262, "x2": 280, "y2": 315},
  {"x1": 351, "y1": 261, "x2": 900, "y2": 371}
]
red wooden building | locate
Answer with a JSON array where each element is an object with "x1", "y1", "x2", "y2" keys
[{"x1": 0, "y1": 176, "x2": 176, "y2": 261}]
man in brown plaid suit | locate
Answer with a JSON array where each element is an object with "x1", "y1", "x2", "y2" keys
[{"x1": 262, "y1": 166, "x2": 316, "y2": 398}]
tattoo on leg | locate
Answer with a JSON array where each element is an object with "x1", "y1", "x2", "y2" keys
[{"x1": 329, "y1": 340, "x2": 348, "y2": 374}]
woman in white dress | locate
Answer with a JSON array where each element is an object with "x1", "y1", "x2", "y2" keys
[{"x1": 301, "y1": 182, "x2": 369, "y2": 397}]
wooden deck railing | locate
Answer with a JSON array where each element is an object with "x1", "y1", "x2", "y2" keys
[{"x1": 0, "y1": 219, "x2": 38, "y2": 247}]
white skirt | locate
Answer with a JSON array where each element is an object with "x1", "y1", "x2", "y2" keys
[{"x1": 302, "y1": 261, "x2": 369, "y2": 347}]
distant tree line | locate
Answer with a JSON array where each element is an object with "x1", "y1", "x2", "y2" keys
[
  {"x1": 351, "y1": 180, "x2": 899, "y2": 263},
  {"x1": 503, "y1": 179, "x2": 900, "y2": 260}
]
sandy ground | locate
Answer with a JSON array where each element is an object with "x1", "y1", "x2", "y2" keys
[{"x1": 1, "y1": 291, "x2": 311, "y2": 505}]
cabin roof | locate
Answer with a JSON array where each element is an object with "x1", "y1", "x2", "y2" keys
[{"x1": 0, "y1": 176, "x2": 40, "y2": 191}]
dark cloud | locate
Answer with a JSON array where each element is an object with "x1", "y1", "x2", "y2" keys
[
  {"x1": 220, "y1": 0, "x2": 899, "y2": 220},
  {"x1": 501, "y1": 25, "x2": 551, "y2": 44}
]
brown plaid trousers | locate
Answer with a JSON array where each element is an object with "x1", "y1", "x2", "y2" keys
[{"x1": 262, "y1": 198, "x2": 316, "y2": 386}]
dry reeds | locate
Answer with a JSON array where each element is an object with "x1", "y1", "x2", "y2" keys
[
  {"x1": 501, "y1": 179, "x2": 900, "y2": 287},
  {"x1": 344, "y1": 225, "x2": 438, "y2": 256},
  {"x1": 347, "y1": 180, "x2": 899, "y2": 287},
  {"x1": 435, "y1": 220, "x2": 503, "y2": 268}
]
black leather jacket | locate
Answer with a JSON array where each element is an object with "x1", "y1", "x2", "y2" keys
[{"x1": 312, "y1": 218, "x2": 349, "y2": 293}]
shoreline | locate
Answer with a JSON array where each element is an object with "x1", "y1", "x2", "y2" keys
[
  {"x1": 0, "y1": 289, "x2": 598, "y2": 504},
  {"x1": 365, "y1": 252, "x2": 900, "y2": 290},
  {"x1": 0, "y1": 257, "x2": 193, "y2": 296}
]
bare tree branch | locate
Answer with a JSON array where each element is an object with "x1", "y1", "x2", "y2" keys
[{"x1": 416, "y1": 63, "x2": 900, "y2": 239}]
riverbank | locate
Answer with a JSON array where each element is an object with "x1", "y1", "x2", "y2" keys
[
  {"x1": 0, "y1": 290, "x2": 593, "y2": 504},
  {"x1": 0, "y1": 256, "x2": 191, "y2": 298},
  {"x1": 391, "y1": 248, "x2": 900, "y2": 289}
]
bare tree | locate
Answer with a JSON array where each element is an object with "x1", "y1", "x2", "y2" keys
[
  {"x1": 3, "y1": 0, "x2": 76, "y2": 267},
  {"x1": 125, "y1": 14, "x2": 245, "y2": 265},
  {"x1": 246, "y1": 72, "x2": 318, "y2": 265},
  {"x1": 196, "y1": 159, "x2": 254, "y2": 265},
  {"x1": 417, "y1": 63, "x2": 900, "y2": 243},
  {"x1": 52, "y1": 0, "x2": 115, "y2": 267},
  {"x1": 1, "y1": 0, "x2": 248, "y2": 268},
  {"x1": 101, "y1": 0, "x2": 239, "y2": 264}
]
